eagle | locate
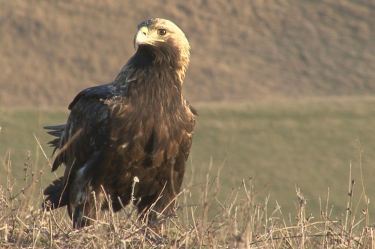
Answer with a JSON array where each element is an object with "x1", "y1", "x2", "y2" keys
[{"x1": 43, "y1": 18, "x2": 196, "y2": 228}]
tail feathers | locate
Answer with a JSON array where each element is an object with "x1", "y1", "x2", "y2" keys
[
  {"x1": 46, "y1": 129, "x2": 63, "y2": 137},
  {"x1": 52, "y1": 153, "x2": 65, "y2": 172},
  {"x1": 48, "y1": 138, "x2": 60, "y2": 152},
  {"x1": 44, "y1": 124, "x2": 65, "y2": 152},
  {"x1": 42, "y1": 177, "x2": 68, "y2": 210},
  {"x1": 44, "y1": 124, "x2": 66, "y2": 134}
]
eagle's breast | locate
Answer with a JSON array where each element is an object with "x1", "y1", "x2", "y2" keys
[{"x1": 101, "y1": 82, "x2": 194, "y2": 199}]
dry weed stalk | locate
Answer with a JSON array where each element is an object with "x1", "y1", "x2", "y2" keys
[{"x1": 0, "y1": 149, "x2": 374, "y2": 248}]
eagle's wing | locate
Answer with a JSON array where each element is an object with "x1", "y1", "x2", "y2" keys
[
  {"x1": 50, "y1": 83, "x2": 114, "y2": 170},
  {"x1": 43, "y1": 83, "x2": 115, "y2": 209},
  {"x1": 68, "y1": 83, "x2": 115, "y2": 110}
]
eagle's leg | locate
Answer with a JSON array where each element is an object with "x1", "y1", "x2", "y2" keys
[
  {"x1": 67, "y1": 152, "x2": 103, "y2": 228},
  {"x1": 136, "y1": 170, "x2": 184, "y2": 223},
  {"x1": 69, "y1": 189, "x2": 103, "y2": 228},
  {"x1": 70, "y1": 203, "x2": 88, "y2": 228},
  {"x1": 136, "y1": 194, "x2": 158, "y2": 222},
  {"x1": 136, "y1": 190, "x2": 177, "y2": 225}
]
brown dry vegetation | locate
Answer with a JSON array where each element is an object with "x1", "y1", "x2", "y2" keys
[
  {"x1": 0, "y1": 0, "x2": 374, "y2": 107},
  {"x1": 1, "y1": 156, "x2": 374, "y2": 248},
  {"x1": 1, "y1": 1, "x2": 375, "y2": 248}
]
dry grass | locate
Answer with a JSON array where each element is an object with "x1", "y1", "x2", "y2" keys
[{"x1": 1, "y1": 153, "x2": 374, "y2": 248}]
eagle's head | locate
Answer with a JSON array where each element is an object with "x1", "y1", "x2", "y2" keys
[{"x1": 134, "y1": 18, "x2": 190, "y2": 82}]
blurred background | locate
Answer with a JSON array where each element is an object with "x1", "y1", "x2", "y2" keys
[{"x1": 0, "y1": 0, "x2": 375, "y2": 217}]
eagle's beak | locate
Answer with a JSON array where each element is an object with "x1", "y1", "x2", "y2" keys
[{"x1": 134, "y1": 26, "x2": 149, "y2": 48}]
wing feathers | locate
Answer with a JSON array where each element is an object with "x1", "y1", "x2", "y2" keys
[
  {"x1": 44, "y1": 124, "x2": 66, "y2": 131},
  {"x1": 42, "y1": 176, "x2": 68, "y2": 210},
  {"x1": 51, "y1": 128, "x2": 83, "y2": 171},
  {"x1": 48, "y1": 138, "x2": 60, "y2": 150},
  {"x1": 44, "y1": 124, "x2": 66, "y2": 154}
]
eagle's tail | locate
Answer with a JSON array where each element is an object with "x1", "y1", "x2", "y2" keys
[
  {"x1": 42, "y1": 176, "x2": 68, "y2": 210},
  {"x1": 44, "y1": 124, "x2": 65, "y2": 152}
]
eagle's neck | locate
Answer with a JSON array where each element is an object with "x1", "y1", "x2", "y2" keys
[
  {"x1": 115, "y1": 45, "x2": 186, "y2": 108},
  {"x1": 127, "y1": 46, "x2": 156, "y2": 68},
  {"x1": 119, "y1": 44, "x2": 189, "y2": 83}
]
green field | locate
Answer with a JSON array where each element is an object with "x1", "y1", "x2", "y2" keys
[{"x1": 1, "y1": 97, "x2": 375, "y2": 219}]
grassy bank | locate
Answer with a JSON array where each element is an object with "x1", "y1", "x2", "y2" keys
[{"x1": 1, "y1": 97, "x2": 375, "y2": 218}]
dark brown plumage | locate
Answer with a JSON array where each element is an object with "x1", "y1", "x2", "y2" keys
[{"x1": 43, "y1": 18, "x2": 196, "y2": 228}]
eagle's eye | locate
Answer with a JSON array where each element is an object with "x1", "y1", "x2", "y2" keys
[{"x1": 157, "y1": 29, "x2": 167, "y2": 36}]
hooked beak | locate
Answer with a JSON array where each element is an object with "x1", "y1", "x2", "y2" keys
[{"x1": 134, "y1": 26, "x2": 149, "y2": 49}]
